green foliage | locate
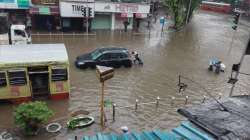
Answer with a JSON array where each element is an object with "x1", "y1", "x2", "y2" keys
[
  {"x1": 164, "y1": 0, "x2": 201, "y2": 29},
  {"x1": 14, "y1": 101, "x2": 54, "y2": 135},
  {"x1": 104, "y1": 99, "x2": 113, "y2": 107},
  {"x1": 164, "y1": 0, "x2": 185, "y2": 28},
  {"x1": 67, "y1": 119, "x2": 79, "y2": 129}
]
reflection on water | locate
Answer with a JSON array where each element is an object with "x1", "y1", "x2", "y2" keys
[{"x1": 0, "y1": 11, "x2": 250, "y2": 140}]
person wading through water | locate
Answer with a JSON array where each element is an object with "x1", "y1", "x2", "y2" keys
[
  {"x1": 123, "y1": 20, "x2": 129, "y2": 32},
  {"x1": 131, "y1": 51, "x2": 143, "y2": 65}
]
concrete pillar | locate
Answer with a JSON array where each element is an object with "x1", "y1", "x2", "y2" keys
[{"x1": 111, "y1": 13, "x2": 115, "y2": 30}]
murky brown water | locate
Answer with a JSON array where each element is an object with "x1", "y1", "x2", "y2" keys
[{"x1": 0, "y1": 11, "x2": 250, "y2": 140}]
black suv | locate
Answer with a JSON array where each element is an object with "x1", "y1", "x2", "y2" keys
[{"x1": 75, "y1": 48, "x2": 132, "y2": 69}]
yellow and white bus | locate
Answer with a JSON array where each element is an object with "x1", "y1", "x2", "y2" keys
[{"x1": 0, "y1": 44, "x2": 70, "y2": 103}]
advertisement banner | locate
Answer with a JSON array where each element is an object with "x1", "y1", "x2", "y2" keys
[
  {"x1": 95, "y1": 2, "x2": 150, "y2": 14},
  {"x1": 0, "y1": 0, "x2": 29, "y2": 9},
  {"x1": 60, "y1": 1, "x2": 95, "y2": 18}
]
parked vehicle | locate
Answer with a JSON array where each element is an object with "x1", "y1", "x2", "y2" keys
[
  {"x1": 75, "y1": 48, "x2": 132, "y2": 69},
  {"x1": 200, "y1": 1, "x2": 232, "y2": 14},
  {"x1": 0, "y1": 44, "x2": 69, "y2": 103},
  {"x1": 0, "y1": 13, "x2": 31, "y2": 45}
]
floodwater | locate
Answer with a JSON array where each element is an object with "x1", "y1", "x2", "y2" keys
[{"x1": 0, "y1": 11, "x2": 250, "y2": 140}]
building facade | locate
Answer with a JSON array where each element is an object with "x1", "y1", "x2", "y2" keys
[
  {"x1": 93, "y1": 2, "x2": 149, "y2": 30},
  {"x1": 0, "y1": 0, "x2": 151, "y2": 31},
  {"x1": 58, "y1": 0, "x2": 150, "y2": 31},
  {"x1": 29, "y1": 0, "x2": 60, "y2": 31},
  {"x1": 0, "y1": 0, "x2": 30, "y2": 25},
  {"x1": 59, "y1": 0, "x2": 95, "y2": 32}
]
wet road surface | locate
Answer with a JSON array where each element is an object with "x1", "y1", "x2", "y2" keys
[{"x1": 0, "y1": 11, "x2": 249, "y2": 140}]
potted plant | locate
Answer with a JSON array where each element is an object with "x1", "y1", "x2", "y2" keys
[{"x1": 14, "y1": 101, "x2": 54, "y2": 135}]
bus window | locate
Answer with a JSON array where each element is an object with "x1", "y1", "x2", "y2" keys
[
  {"x1": 8, "y1": 70, "x2": 27, "y2": 86},
  {"x1": 51, "y1": 68, "x2": 68, "y2": 81},
  {"x1": 0, "y1": 72, "x2": 7, "y2": 87}
]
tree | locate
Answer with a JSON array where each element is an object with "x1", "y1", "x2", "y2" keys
[
  {"x1": 164, "y1": 0, "x2": 201, "y2": 29},
  {"x1": 164, "y1": 0, "x2": 185, "y2": 29},
  {"x1": 185, "y1": 0, "x2": 201, "y2": 23},
  {"x1": 14, "y1": 101, "x2": 54, "y2": 135}
]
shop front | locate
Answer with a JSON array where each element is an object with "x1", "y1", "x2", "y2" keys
[
  {"x1": 95, "y1": 2, "x2": 150, "y2": 30},
  {"x1": 92, "y1": 13, "x2": 111, "y2": 30},
  {"x1": 59, "y1": 0, "x2": 95, "y2": 32},
  {"x1": 0, "y1": 0, "x2": 30, "y2": 25},
  {"x1": 133, "y1": 13, "x2": 148, "y2": 31},
  {"x1": 29, "y1": 0, "x2": 61, "y2": 31}
]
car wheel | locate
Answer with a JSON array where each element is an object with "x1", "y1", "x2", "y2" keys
[
  {"x1": 114, "y1": 64, "x2": 121, "y2": 68},
  {"x1": 90, "y1": 65, "x2": 96, "y2": 69},
  {"x1": 124, "y1": 62, "x2": 132, "y2": 68},
  {"x1": 78, "y1": 65, "x2": 87, "y2": 69}
]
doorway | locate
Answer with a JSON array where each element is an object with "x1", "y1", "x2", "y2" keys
[{"x1": 28, "y1": 67, "x2": 50, "y2": 98}]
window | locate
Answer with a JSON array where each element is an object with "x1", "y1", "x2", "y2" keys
[
  {"x1": 119, "y1": 53, "x2": 128, "y2": 59},
  {"x1": 8, "y1": 70, "x2": 27, "y2": 86},
  {"x1": 51, "y1": 68, "x2": 68, "y2": 81},
  {"x1": 98, "y1": 53, "x2": 111, "y2": 61},
  {"x1": 110, "y1": 53, "x2": 120, "y2": 59},
  {"x1": 0, "y1": 72, "x2": 7, "y2": 87},
  {"x1": 91, "y1": 49, "x2": 102, "y2": 60},
  {"x1": 14, "y1": 30, "x2": 26, "y2": 37}
]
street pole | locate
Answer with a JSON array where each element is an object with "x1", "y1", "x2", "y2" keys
[
  {"x1": 229, "y1": 41, "x2": 247, "y2": 97},
  {"x1": 86, "y1": 16, "x2": 89, "y2": 35},
  {"x1": 86, "y1": 1, "x2": 89, "y2": 35},
  {"x1": 229, "y1": 13, "x2": 243, "y2": 97},
  {"x1": 186, "y1": 0, "x2": 192, "y2": 24},
  {"x1": 100, "y1": 82, "x2": 104, "y2": 129},
  {"x1": 228, "y1": 29, "x2": 237, "y2": 54}
]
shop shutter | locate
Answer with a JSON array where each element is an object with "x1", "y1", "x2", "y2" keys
[{"x1": 92, "y1": 15, "x2": 111, "y2": 30}]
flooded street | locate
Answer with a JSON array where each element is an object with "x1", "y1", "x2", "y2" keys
[{"x1": 0, "y1": 11, "x2": 250, "y2": 140}]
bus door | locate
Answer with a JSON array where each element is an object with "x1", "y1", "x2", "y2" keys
[{"x1": 28, "y1": 67, "x2": 49, "y2": 98}]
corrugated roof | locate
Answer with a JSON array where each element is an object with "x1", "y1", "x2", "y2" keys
[
  {"x1": 178, "y1": 95, "x2": 250, "y2": 140},
  {"x1": 0, "y1": 44, "x2": 68, "y2": 67},
  {"x1": 80, "y1": 122, "x2": 214, "y2": 140}
]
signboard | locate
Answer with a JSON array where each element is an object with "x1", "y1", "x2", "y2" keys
[
  {"x1": 121, "y1": 13, "x2": 133, "y2": 18},
  {"x1": 60, "y1": 1, "x2": 95, "y2": 18},
  {"x1": 31, "y1": 0, "x2": 58, "y2": 5},
  {"x1": 95, "y1": 2, "x2": 150, "y2": 14},
  {"x1": 160, "y1": 17, "x2": 165, "y2": 25},
  {"x1": 39, "y1": 7, "x2": 50, "y2": 15},
  {"x1": 0, "y1": 0, "x2": 29, "y2": 9},
  {"x1": 63, "y1": 0, "x2": 95, "y2": 2},
  {"x1": 96, "y1": 65, "x2": 114, "y2": 83},
  {"x1": 0, "y1": 0, "x2": 17, "y2": 9},
  {"x1": 135, "y1": 13, "x2": 147, "y2": 18},
  {"x1": 17, "y1": 0, "x2": 29, "y2": 8}
]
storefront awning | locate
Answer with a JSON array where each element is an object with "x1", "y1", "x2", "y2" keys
[{"x1": 29, "y1": 6, "x2": 59, "y2": 15}]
